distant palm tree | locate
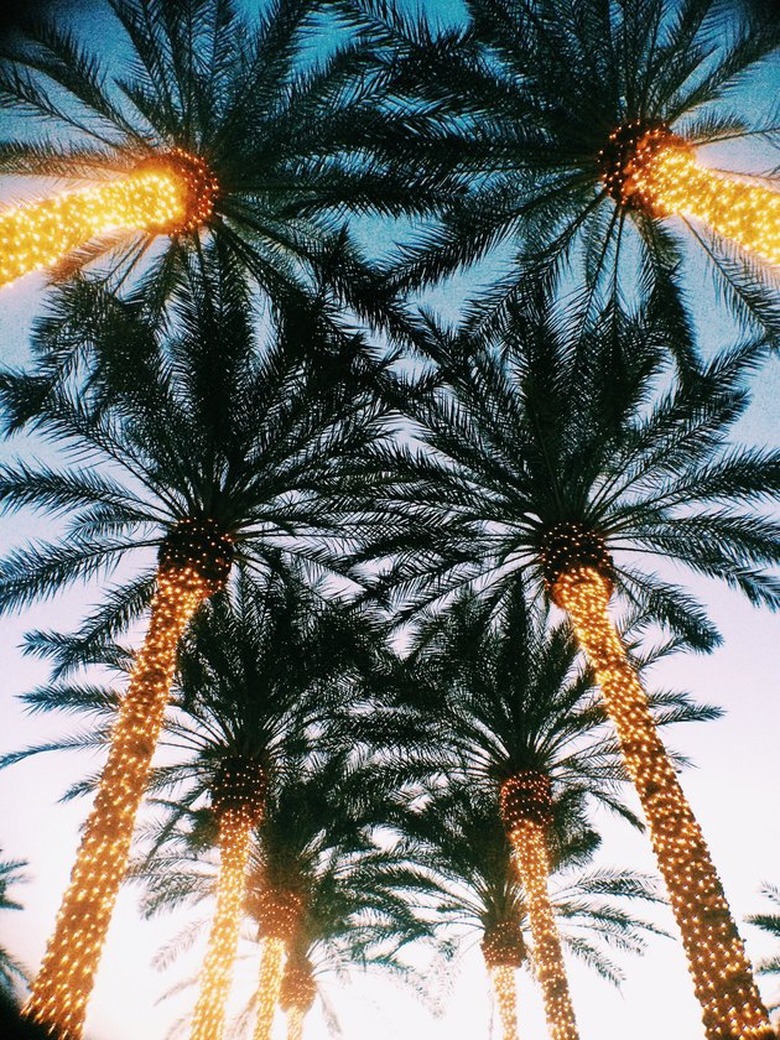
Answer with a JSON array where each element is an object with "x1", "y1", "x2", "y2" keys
[
  {"x1": 747, "y1": 886, "x2": 780, "y2": 1013},
  {"x1": 0, "y1": 854, "x2": 29, "y2": 996},
  {"x1": 0, "y1": 0, "x2": 443, "y2": 331},
  {"x1": 0, "y1": 256, "x2": 390, "y2": 1039},
  {"x1": 393, "y1": 781, "x2": 665, "y2": 1040},
  {"x1": 393, "y1": 583, "x2": 713, "y2": 1040},
  {"x1": 361, "y1": 295, "x2": 780, "y2": 1040},
  {"x1": 365, "y1": 0, "x2": 780, "y2": 341}
]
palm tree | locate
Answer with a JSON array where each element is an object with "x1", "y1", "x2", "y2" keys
[
  {"x1": 363, "y1": 0, "x2": 780, "y2": 341},
  {"x1": 0, "y1": 256, "x2": 390, "y2": 1039},
  {"x1": 392, "y1": 583, "x2": 713, "y2": 1040},
  {"x1": 747, "y1": 886, "x2": 780, "y2": 1014},
  {"x1": 0, "y1": 853, "x2": 29, "y2": 996},
  {"x1": 359, "y1": 294, "x2": 780, "y2": 1040},
  {"x1": 393, "y1": 780, "x2": 665, "y2": 1040},
  {"x1": 0, "y1": 0, "x2": 445, "y2": 331}
]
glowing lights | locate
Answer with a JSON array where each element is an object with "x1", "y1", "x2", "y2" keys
[
  {"x1": 23, "y1": 567, "x2": 213, "y2": 1039},
  {"x1": 280, "y1": 954, "x2": 316, "y2": 1040},
  {"x1": 490, "y1": 965, "x2": 519, "y2": 1040},
  {"x1": 190, "y1": 759, "x2": 266, "y2": 1040},
  {"x1": 500, "y1": 773, "x2": 579, "y2": 1040},
  {"x1": 23, "y1": 519, "x2": 232, "y2": 1039},
  {"x1": 252, "y1": 937, "x2": 286, "y2": 1040},
  {"x1": 554, "y1": 564, "x2": 774, "y2": 1040},
  {"x1": 0, "y1": 148, "x2": 219, "y2": 288},
  {"x1": 598, "y1": 122, "x2": 780, "y2": 267}
]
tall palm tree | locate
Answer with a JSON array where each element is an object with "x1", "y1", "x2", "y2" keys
[
  {"x1": 359, "y1": 295, "x2": 780, "y2": 1040},
  {"x1": 0, "y1": 257, "x2": 390, "y2": 1039},
  {"x1": 361, "y1": 0, "x2": 780, "y2": 341},
  {"x1": 0, "y1": 0, "x2": 445, "y2": 330},
  {"x1": 392, "y1": 583, "x2": 713, "y2": 1040},
  {"x1": 392, "y1": 780, "x2": 665, "y2": 1040}
]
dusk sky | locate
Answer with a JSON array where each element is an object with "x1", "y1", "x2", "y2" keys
[{"x1": 0, "y1": 1, "x2": 778, "y2": 1039}]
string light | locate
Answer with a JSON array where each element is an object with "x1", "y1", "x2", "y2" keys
[
  {"x1": 551, "y1": 557, "x2": 774, "y2": 1040},
  {"x1": 190, "y1": 760, "x2": 267, "y2": 1040},
  {"x1": 249, "y1": 884, "x2": 306, "y2": 1040},
  {"x1": 24, "y1": 519, "x2": 233, "y2": 1040},
  {"x1": 500, "y1": 772, "x2": 579, "y2": 1040},
  {"x1": 280, "y1": 954, "x2": 316, "y2": 1040},
  {"x1": 490, "y1": 965, "x2": 519, "y2": 1040},
  {"x1": 482, "y1": 923, "x2": 524, "y2": 1040},
  {"x1": 0, "y1": 148, "x2": 219, "y2": 288},
  {"x1": 598, "y1": 122, "x2": 780, "y2": 267},
  {"x1": 252, "y1": 938, "x2": 286, "y2": 1040}
]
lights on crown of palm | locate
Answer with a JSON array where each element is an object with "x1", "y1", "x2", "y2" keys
[
  {"x1": 597, "y1": 121, "x2": 780, "y2": 268},
  {"x1": 0, "y1": 148, "x2": 219, "y2": 288}
]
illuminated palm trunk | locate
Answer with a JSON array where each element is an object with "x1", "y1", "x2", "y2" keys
[
  {"x1": 189, "y1": 810, "x2": 256, "y2": 1040},
  {"x1": 286, "y1": 1005, "x2": 306, "y2": 1040},
  {"x1": 554, "y1": 564, "x2": 774, "y2": 1040},
  {"x1": 490, "y1": 966, "x2": 519, "y2": 1040},
  {"x1": 601, "y1": 124, "x2": 780, "y2": 267},
  {"x1": 500, "y1": 776, "x2": 579, "y2": 1040},
  {"x1": 0, "y1": 150, "x2": 217, "y2": 288},
  {"x1": 23, "y1": 568, "x2": 212, "y2": 1039},
  {"x1": 252, "y1": 937, "x2": 286, "y2": 1040}
]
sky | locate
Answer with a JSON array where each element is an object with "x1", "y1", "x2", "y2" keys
[{"x1": 0, "y1": 1, "x2": 779, "y2": 1039}]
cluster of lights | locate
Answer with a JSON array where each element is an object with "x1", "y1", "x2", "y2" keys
[
  {"x1": 554, "y1": 565, "x2": 774, "y2": 1040},
  {"x1": 24, "y1": 565, "x2": 214, "y2": 1039},
  {"x1": 0, "y1": 148, "x2": 218, "y2": 289},
  {"x1": 280, "y1": 952, "x2": 316, "y2": 1040},
  {"x1": 490, "y1": 965, "x2": 519, "y2": 1040},
  {"x1": 252, "y1": 937, "x2": 287, "y2": 1040},
  {"x1": 599, "y1": 122, "x2": 780, "y2": 268},
  {"x1": 500, "y1": 773, "x2": 579, "y2": 1040},
  {"x1": 481, "y1": 920, "x2": 526, "y2": 969},
  {"x1": 190, "y1": 761, "x2": 266, "y2": 1040},
  {"x1": 538, "y1": 521, "x2": 613, "y2": 601}
]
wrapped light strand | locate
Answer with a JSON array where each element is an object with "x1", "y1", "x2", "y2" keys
[
  {"x1": 500, "y1": 772, "x2": 579, "y2": 1040},
  {"x1": 190, "y1": 760, "x2": 267, "y2": 1040},
  {"x1": 250, "y1": 886, "x2": 305, "y2": 1040},
  {"x1": 551, "y1": 556, "x2": 774, "y2": 1040},
  {"x1": 481, "y1": 923, "x2": 524, "y2": 1040},
  {"x1": 598, "y1": 121, "x2": 780, "y2": 267},
  {"x1": 0, "y1": 148, "x2": 218, "y2": 288},
  {"x1": 24, "y1": 519, "x2": 233, "y2": 1040},
  {"x1": 280, "y1": 954, "x2": 316, "y2": 1040}
]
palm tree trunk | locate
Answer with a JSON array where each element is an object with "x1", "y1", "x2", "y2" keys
[
  {"x1": 286, "y1": 1005, "x2": 306, "y2": 1040},
  {"x1": 0, "y1": 150, "x2": 216, "y2": 287},
  {"x1": 506, "y1": 820, "x2": 579, "y2": 1040},
  {"x1": 190, "y1": 809, "x2": 255, "y2": 1040},
  {"x1": 490, "y1": 965, "x2": 519, "y2": 1040},
  {"x1": 555, "y1": 566, "x2": 774, "y2": 1040},
  {"x1": 630, "y1": 136, "x2": 780, "y2": 267},
  {"x1": 253, "y1": 937, "x2": 286, "y2": 1040},
  {"x1": 24, "y1": 568, "x2": 211, "y2": 1040}
]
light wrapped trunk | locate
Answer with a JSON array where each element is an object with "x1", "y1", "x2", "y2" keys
[
  {"x1": 280, "y1": 952, "x2": 316, "y2": 1040},
  {"x1": 598, "y1": 123, "x2": 780, "y2": 268},
  {"x1": 547, "y1": 537, "x2": 773, "y2": 1040},
  {"x1": 190, "y1": 759, "x2": 267, "y2": 1040},
  {"x1": 481, "y1": 922, "x2": 524, "y2": 1040},
  {"x1": 0, "y1": 150, "x2": 217, "y2": 288},
  {"x1": 253, "y1": 938, "x2": 286, "y2": 1040},
  {"x1": 500, "y1": 775, "x2": 579, "y2": 1040},
  {"x1": 251, "y1": 885, "x2": 305, "y2": 1040},
  {"x1": 24, "y1": 519, "x2": 232, "y2": 1039}
]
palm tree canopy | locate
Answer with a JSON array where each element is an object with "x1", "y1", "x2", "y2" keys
[
  {"x1": 364, "y1": 0, "x2": 780, "y2": 341},
  {"x1": 357, "y1": 292, "x2": 780, "y2": 649},
  {"x1": 0, "y1": 0, "x2": 451, "y2": 327},
  {"x1": 0, "y1": 252, "x2": 393, "y2": 659},
  {"x1": 390, "y1": 780, "x2": 667, "y2": 988},
  {"x1": 0, "y1": 852, "x2": 29, "y2": 994}
]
